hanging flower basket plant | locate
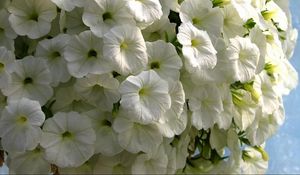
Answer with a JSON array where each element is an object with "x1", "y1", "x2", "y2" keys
[{"x1": 0, "y1": 0, "x2": 298, "y2": 174}]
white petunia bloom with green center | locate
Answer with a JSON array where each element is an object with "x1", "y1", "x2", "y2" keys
[
  {"x1": 179, "y1": 0, "x2": 223, "y2": 38},
  {"x1": 2, "y1": 56, "x2": 53, "y2": 106},
  {"x1": 8, "y1": 0, "x2": 57, "y2": 39},
  {"x1": 35, "y1": 34, "x2": 71, "y2": 86},
  {"x1": 146, "y1": 40, "x2": 182, "y2": 82},
  {"x1": 127, "y1": 0, "x2": 163, "y2": 27},
  {"x1": 83, "y1": 0, "x2": 135, "y2": 37},
  {"x1": 156, "y1": 81, "x2": 187, "y2": 138},
  {"x1": 40, "y1": 111, "x2": 96, "y2": 168},
  {"x1": 74, "y1": 73, "x2": 120, "y2": 111},
  {"x1": 0, "y1": 47, "x2": 15, "y2": 89},
  {"x1": 226, "y1": 36, "x2": 260, "y2": 83},
  {"x1": 7, "y1": 147, "x2": 51, "y2": 174},
  {"x1": 189, "y1": 84, "x2": 224, "y2": 130},
  {"x1": 119, "y1": 70, "x2": 171, "y2": 123},
  {"x1": 113, "y1": 116, "x2": 163, "y2": 154},
  {"x1": 0, "y1": 98, "x2": 45, "y2": 153},
  {"x1": 103, "y1": 25, "x2": 148, "y2": 75},
  {"x1": 84, "y1": 109, "x2": 123, "y2": 156},
  {"x1": 0, "y1": 9, "x2": 17, "y2": 50},
  {"x1": 177, "y1": 23, "x2": 217, "y2": 72},
  {"x1": 64, "y1": 30, "x2": 113, "y2": 78}
]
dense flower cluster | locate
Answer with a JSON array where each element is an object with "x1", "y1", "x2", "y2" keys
[{"x1": 0, "y1": 0, "x2": 298, "y2": 174}]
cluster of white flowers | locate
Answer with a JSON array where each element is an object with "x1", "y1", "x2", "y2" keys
[{"x1": 0, "y1": 0, "x2": 298, "y2": 174}]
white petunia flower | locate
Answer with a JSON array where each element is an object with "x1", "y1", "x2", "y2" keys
[
  {"x1": 231, "y1": 88, "x2": 257, "y2": 131},
  {"x1": 146, "y1": 40, "x2": 182, "y2": 82},
  {"x1": 35, "y1": 34, "x2": 71, "y2": 86},
  {"x1": 131, "y1": 143, "x2": 168, "y2": 174},
  {"x1": 8, "y1": 0, "x2": 57, "y2": 39},
  {"x1": 83, "y1": 109, "x2": 123, "y2": 156},
  {"x1": 74, "y1": 73, "x2": 120, "y2": 110},
  {"x1": 253, "y1": 71, "x2": 279, "y2": 115},
  {"x1": 127, "y1": 0, "x2": 163, "y2": 27},
  {"x1": 40, "y1": 111, "x2": 96, "y2": 168},
  {"x1": 0, "y1": 98, "x2": 45, "y2": 152},
  {"x1": 82, "y1": 0, "x2": 135, "y2": 37},
  {"x1": 2, "y1": 56, "x2": 53, "y2": 106},
  {"x1": 142, "y1": 15, "x2": 176, "y2": 42},
  {"x1": 226, "y1": 36, "x2": 260, "y2": 83},
  {"x1": 241, "y1": 146, "x2": 268, "y2": 174},
  {"x1": 246, "y1": 107, "x2": 279, "y2": 146},
  {"x1": 103, "y1": 25, "x2": 148, "y2": 75},
  {"x1": 119, "y1": 70, "x2": 171, "y2": 123},
  {"x1": 7, "y1": 147, "x2": 51, "y2": 174},
  {"x1": 156, "y1": 81, "x2": 186, "y2": 138},
  {"x1": 51, "y1": 0, "x2": 85, "y2": 12},
  {"x1": 215, "y1": 84, "x2": 234, "y2": 130},
  {"x1": 59, "y1": 8, "x2": 89, "y2": 35},
  {"x1": 112, "y1": 116, "x2": 163, "y2": 154},
  {"x1": 189, "y1": 84, "x2": 223, "y2": 130},
  {"x1": 64, "y1": 30, "x2": 113, "y2": 78},
  {"x1": 0, "y1": 47, "x2": 15, "y2": 89},
  {"x1": 177, "y1": 23, "x2": 217, "y2": 72},
  {"x1": 261, "y1": 0, "x2": 288, "y2": 31},
  {"x1": 221, "y1": 4, "x2": 247, "y2": 40},
  {"x1": 0, "y1": 9, "x2": 17, "y2": 51},
  {"x1": 179, "y1": 0, "x2": 223, "y2": 38},
  {"x1": 93, "y1": 151, "x2": 136, "y2": 174},
  {"x1": 51, "y1": 80, "x2": 95, "y2": 113}
]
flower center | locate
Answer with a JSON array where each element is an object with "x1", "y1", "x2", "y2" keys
[
  {"x1": 150, "y1": 61, "x2": 160, "y2": 69},
  {"x1": 101, "y1": 119, "x2": 112, "y2": 127},
  {"x1": 23, "y1": 77, "x2": 33, "y2": 85},
  {"x1": 120, "y1": 42, "x2": 128, "y2": 50},
  {"x1": 191, "y1": 39, "x2": 200, "y2": 47},
  {"x1": 51, "y1": 51, "x2": 61, "y2": 59},
  {"x1": 88, "y1": 49, "x2": 97, "y2": 58},
  {"x1": 29, "y1": 12, "x2": 39, "y2": 22},
  {"x1": 192, "y1": 18, "x2": 201, "y2": 25},
  {"x1": 62, "y1": 131, "x2": 73, "y2": 138},
  {"x1": 139, "y1": 88, "x2": 148, "y2": 96},
  {"x1": 102, "y1": 12, "x2": 113, "y2": 21},
  {"x1": 17, "y1": 115, "x2": 28, "y2": 124},
  {"x1": 0, "y1": 62, "x2": 4, "y2": 71}
]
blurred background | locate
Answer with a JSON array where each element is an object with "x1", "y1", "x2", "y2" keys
[
  {"x1": 1, "y1": 0, "x2": 300, "y2": 174},
  {"x1": 265, "y1": 0, "x2": 300, "y2": 173}
]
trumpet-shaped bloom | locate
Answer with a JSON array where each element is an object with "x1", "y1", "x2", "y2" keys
[
  {"x1": 7, "y1": 147, "x2": 51, "y2": 174},
  {"x1": 127, "y1": 0, "x2": 163, "y2": 27},
  {"x1": 103, "y1": 25, "x2": 148, "y2": 75},
  {"x1": 74, "y1": 73, "x2": 120, "y2": 110},
  {"x1": 40, "y1": 112, "x2": 96, "y2": 168},
  {"x1": 0, "y1": 9, "x2": 17, "y2": 50},
  {"x1": 131, "y1": 144, "x2": 168, "y2": 174},
  {"x1": 189, "y1": 84, "x2": 223, "y2": 130},
  {"x1": 35, "y1": 34, "x2": 71, "y2": 86},
  {"x1": 0, "y1": 98, "x2": 45, "y2": 152},
  {"x1": 156, "y1": 81, "x2": 186, "y2": 138},
  {"x1": 64, "y1": 30, "x2": 112, "y2": 78},
  {"x1": 2, "y1": 56, "x2": 53, "y2": 106},
  {"x1": 113, "y1": 116, "x2": 163, "y2": 154},
  {"x1": 226, "y1": 36, "x2": 260, "y2": 83},
  {"x1": 83, "y1": 109, "x2": 123, "y2": 156},
  {"x1": 179, "y1": 0, "x2": 223, "y2": 38},
  {"x1": 146, "y1": 40, "x2": 182, "y2": 82},
  {"x1": 83, "y1": 0, "x2": 135, "y2": 37},
  {"x1": 0, "y1": 47, "x2": 15, "y2": 89},
  {"x1": 8, "y1": 0, "x2": 57, "y2": 39},
  {"x1": 119, "y1": 70, "x2": 171, "y2": 123},
  {"x1": 177, "y1": 23, "x2": 217, "y2": 72}
]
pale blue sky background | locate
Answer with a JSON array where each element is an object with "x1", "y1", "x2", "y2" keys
[
  {"x1": 1, "y1": 1, "x2": 300, "y2": 174},
  {"x1": 265, "y1": 0, "x2": 300, "y2": 173}
]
